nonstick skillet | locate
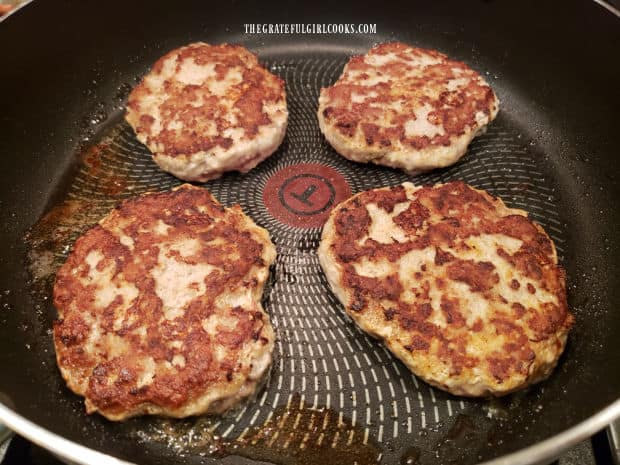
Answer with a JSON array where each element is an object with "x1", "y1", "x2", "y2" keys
[{"x1": 0, "y1": 1, "x2": 619, "y2": 464}]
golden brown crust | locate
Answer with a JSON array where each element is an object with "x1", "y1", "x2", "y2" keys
[
  {"x1": 322, "y1": 43, "x2": 495, "y2": 148},
  {"x1": 319, "y1": 181, "x2": 572, "y2": 396},
  {"x1": 53, "y1": 185, "x2": 275, "y2": 419},
  {"x1": 318, "y1": 42, "x2": 499, "y2": 173},
  {"x1": 125, "y1": 43, "x2": 287, "y2": 181},
  {"x1": 127, "y1": 44, "x2": 284, "y2": 155}
]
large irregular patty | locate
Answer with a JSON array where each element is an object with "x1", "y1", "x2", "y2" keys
[
  {"x1": 53, "y1": 184, "x2": 276, "y2": 420},
  {"x1": 319, "y1": 181, "x2": 573, "y2": 396},
  {"x1": 318, "y1": 42, "x2": 499, "y2": 174},
  {"x1": 126, "y1": 43, "x2": 288, "y2": 182}
]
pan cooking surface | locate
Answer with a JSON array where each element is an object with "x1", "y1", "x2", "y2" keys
[
  {"x1": 24, "y1": 53, "x2": 574, "y2": 465},
  {"x1": 2, "y1": 1, "x2": 620, "y2": 464}
]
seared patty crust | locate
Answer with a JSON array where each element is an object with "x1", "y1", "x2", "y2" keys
[
  {"x1": 126, "y1": 43, "x2": 287, "y2": 181},
  {"x1": 318, "y1": 42, "x2": 499, "y2": 173},
  {"x1": 53, "y1": 184, "x2": 276, "y2": 420},
  {"x1": 319, "y1": 181, "x2": 572, "y2": 396}
]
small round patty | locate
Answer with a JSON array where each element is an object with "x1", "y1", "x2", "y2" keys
[
  {"x1": 53, "y1": 185, "x2": 276, "y2": 420},
  {"x1": 318, "y1": 42, "x2": 499, "y2": 174},
  {"x1": 126, "y1": 43, "x2": 287, "y2": 182},
  {"x1": 319, "y1": 181, "x2": 572, "y2": 396}
]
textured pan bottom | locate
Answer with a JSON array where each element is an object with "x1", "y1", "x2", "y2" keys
[{"x1": 26, "y1": 56, "x2": 567, "y2": 465}]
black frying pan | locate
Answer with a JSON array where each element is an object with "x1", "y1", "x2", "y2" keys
[{"x1": 1, "y1": 1, "x2": 619, "y2": 464}]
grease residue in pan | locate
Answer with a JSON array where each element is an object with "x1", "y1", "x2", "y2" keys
[{"x1": 24, "y1": 55, "x2": 568, "y2": 465}]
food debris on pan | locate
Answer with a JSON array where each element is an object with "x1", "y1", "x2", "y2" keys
[{"x1": 22, "y1": 40, "x2": 573, "y2": 464}]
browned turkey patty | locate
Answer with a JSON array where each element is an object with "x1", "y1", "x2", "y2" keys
[
  {"x1": 318, "y1": 42, "x2": 499, "y2": 173},
  {"x1": 53, "y1": 184, "x2": 276, "y2": 420},
  {"x1": 126, "y1": 43, "x2": 288, "y2": 182},
  {"x1": 319, "y1": 181, "x2": 573, "y2": 396}
]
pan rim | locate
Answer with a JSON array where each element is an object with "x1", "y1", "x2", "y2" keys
[
  {"x1": 0, "y1": 398, "x2": 619, "y2": 465},
  {"x1": 0, "y1": 1, "x2": 618, "y2": 464},
  {"x1": 591, "y1": 0, "x2": 620, "y2": 17},
  {"x1": 0, "y1": 0, "x2": 34, "y2": 23},
  {"x1": 0, "y1": 402, "x2": 131, "y2": 464}
]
